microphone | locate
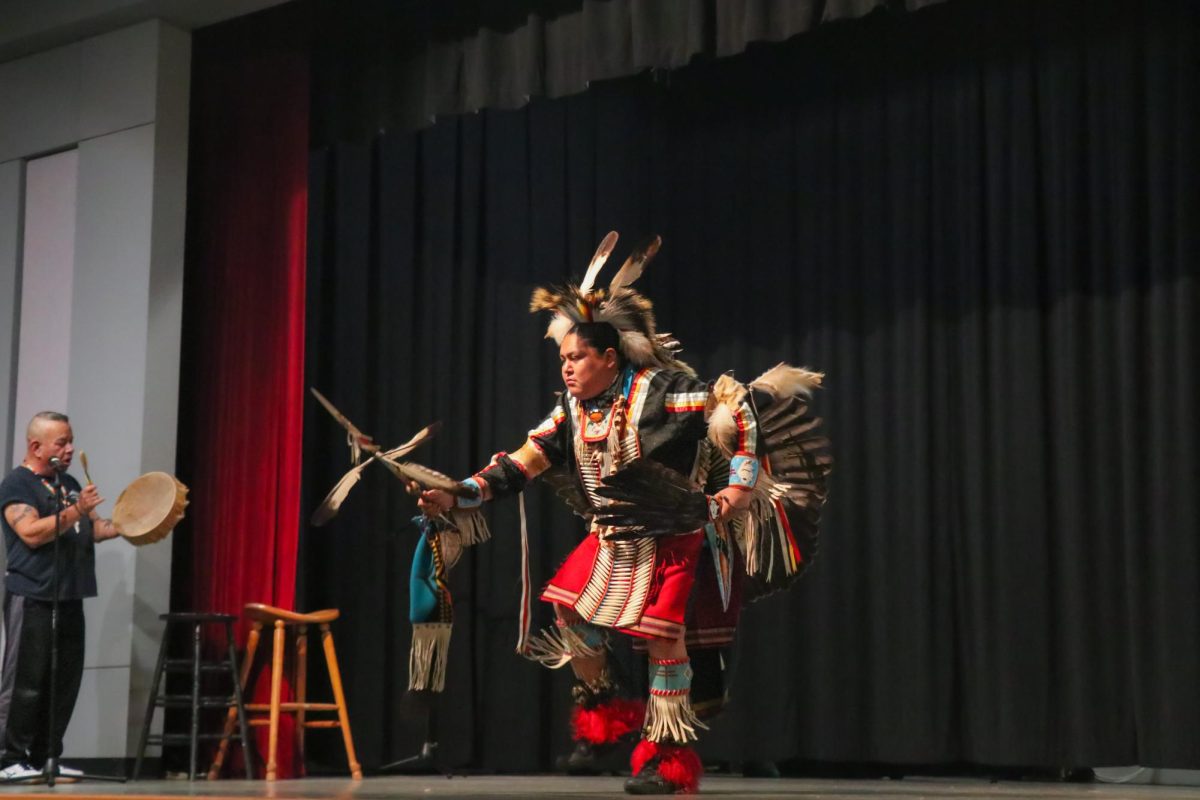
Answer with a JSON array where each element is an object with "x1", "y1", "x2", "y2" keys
[{"x1": 48, "y1": 456, "x2": 66, "y2": 472}]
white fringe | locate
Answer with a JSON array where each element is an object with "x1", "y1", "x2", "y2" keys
[
  {"x1": 408, "y1": 623, "x2": 452, "y2": 692},
  {"x1": 741, "y1": 508, "x2": 760, "y2": 576},
  {"x1": 644, "y1": 692, "x2": 708, "y2": 744},
  {"x1": 522, "y1": 623, "x2": 607, "y2": 670},
  {"x1": 446, "y1": 507, "x2": 490, "y2": 546},
  {"x1": 607, "y1": 402, "x2": 625, "y2": 469},
  {"x1": 739, "y1": 494, "x2": 797, "y2": 579}
]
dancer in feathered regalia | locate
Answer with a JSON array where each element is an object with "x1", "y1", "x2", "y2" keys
[{"x1": 420, "y1": 232, "x2": 831, "y2": 794}]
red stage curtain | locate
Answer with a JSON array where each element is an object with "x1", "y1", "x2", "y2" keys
[{"x1": 174, "y1": 8, "x2": 308, "y2": 778}]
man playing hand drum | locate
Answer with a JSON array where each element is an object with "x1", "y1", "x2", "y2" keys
[{"x1": 0, "y1": 412, "x2": 121, "y2": 782}]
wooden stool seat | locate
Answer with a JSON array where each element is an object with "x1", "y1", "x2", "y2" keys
[
  {"x1": 210, "y1": 604, "x2": 361, "y2": 781},
  {"x1": 242, "y1": 604, "x2": 340, "y2": 626}
]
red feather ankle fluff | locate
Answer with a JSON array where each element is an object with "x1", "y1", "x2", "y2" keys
[
  {"x1": 572, "y1": 697, "x2": 646, "y2": 745},
  {"x1": 630, "y1": 738, "x2": 703, "y2": 794}
]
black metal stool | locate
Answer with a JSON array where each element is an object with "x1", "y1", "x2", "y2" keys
[{"x1": 133, "y1": 612, "x2": 252, "y2": 780}]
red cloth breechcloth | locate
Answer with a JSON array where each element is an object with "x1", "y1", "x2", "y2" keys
[{"x1": 541, "y1": 530, "x2": 704, "y2": 640}]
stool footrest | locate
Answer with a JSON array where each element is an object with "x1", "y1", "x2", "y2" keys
[
  {"x1": 163, "y1": 659, "x2": 237, "y2": 673},
  {"x1": 248, "y1": 719, "x2": 346, "y2": 728},
  {"x1": 148, "y1": 733, "x2": 242, "y2": 744},
  {"x1": 155, "y1": 695, "x2": 239, "y2": 708},
  {"x1": 244, "y1": 702, "x2": 340, "y2": 712}
]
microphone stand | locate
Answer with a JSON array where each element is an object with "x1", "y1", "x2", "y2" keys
[
  {"x1": 378, "y1": 689, "x2": 441, "y2": 775},
  {"x1": 45, "y1": 466, "x2": 64, "y2": 786},
  {"x1": 379, "y1": 518, "x2": 443, "y2": 777}
]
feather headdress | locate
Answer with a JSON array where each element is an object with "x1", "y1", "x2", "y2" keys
[{"x1": 530, "y1": 232, "x2": 693, "y2": 374}]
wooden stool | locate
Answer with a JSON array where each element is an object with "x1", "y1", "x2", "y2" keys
[{"x1": 209, "y1": 604, "x2": 362, "y2": 780}]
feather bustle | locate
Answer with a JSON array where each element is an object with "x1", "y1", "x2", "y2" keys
[{"x1": 750, "y1": 363, "x2": 824, "y2": 397}]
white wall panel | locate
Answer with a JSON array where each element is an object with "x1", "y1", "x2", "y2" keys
[
  {"x1": 0, "y1": 48, "x2": 80, "y2": 162},
  {"x1": 12, "y1": 149, "x2": 77, "y2": 464},
  {"x1": 0, "y1": 161, "x2": 22, "y2": 477},
  {"x1": 78, "y1": 22, "x2": 158, "y2": 141},
  {"x1": 62, "y1": 666, "x2": 130, "y2": 759},
  {"x1": 0, "y1": 20, "x2": 190, "y2": 759},
  {"x1": 68, "y1": 126, "x2": 153, "y2": 486},
  {"x1": 0, "y1": 21, "x2": 161, "y2": 164}
]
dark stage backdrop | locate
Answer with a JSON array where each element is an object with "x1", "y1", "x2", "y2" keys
[
  {"x1": 301, "y1": 0, "x2": 1198, "y2": 773},
  {"x1": 310, "y1": 0, "x2": 952, "y2": 142}
]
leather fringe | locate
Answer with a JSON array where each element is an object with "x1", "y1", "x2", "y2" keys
[
  {"x1": 644, "y1": 692, "x2": 708, "y2": 744},
  {"x1": 408, "y1": 622, "x2": 452, "y2": 692},
  {"x1": 446, "y1": 507, "x2": 490, "y2": 546},
  {"x1": 522, "y1": 622, "x2": 607, "y2": 669}
]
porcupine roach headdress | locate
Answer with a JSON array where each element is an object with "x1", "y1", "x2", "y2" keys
[{"x1": 529, "y1": 232, "x2": 694, "y2": 375}]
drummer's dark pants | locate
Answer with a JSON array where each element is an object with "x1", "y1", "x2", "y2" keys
[{"x1": 1, "y1": 596, "x2": 84, "y2": 766}]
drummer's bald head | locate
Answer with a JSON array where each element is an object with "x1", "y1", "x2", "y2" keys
[{"x1": 27, "y1": 411, "x2": 70, "y2": 442}]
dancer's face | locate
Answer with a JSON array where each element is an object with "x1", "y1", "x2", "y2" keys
[{"x1": 559, "y1": 332, "x2": 619, "y2": 400}]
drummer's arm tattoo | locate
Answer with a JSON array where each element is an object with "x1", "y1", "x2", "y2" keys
[
  {"x1": 6, "y1": 503, "x2": 35, "y2": 526},
  {"x1": 5, "y1": 501, "x2": 84, "y2": 547},
  {"x1": 89, "y1": 513, "x2": 121, "y2": 541}
]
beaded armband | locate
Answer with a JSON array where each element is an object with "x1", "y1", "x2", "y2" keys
[
  {"x1": 455, "y1": 477, "x2": 483, "y2": 509},
  {"x1": 728, "y1": 452, "x2": 760, "y2": 490}
]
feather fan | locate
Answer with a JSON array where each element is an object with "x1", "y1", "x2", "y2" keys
[
  {"x1": 311, "y1": 462, "x2": 370, "y2": 526},
  {"x1": 376, "y1": 458, "x2": 480, "y2": 499}
]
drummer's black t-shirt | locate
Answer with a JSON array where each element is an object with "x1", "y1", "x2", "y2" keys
[{"x1": 0, "y1": 466, "x2": 97, "y2": 600}]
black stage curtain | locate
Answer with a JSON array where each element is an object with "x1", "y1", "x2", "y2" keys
[
  {"x1": 302, "y1": 0, "x2": 1199, "y2": 773},
  {"x1": 311, "y1": 0, "x2": 950, "y2": 143}
]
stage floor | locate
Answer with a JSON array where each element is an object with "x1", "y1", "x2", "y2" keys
[{"x1": 5, "y1": 775, "x2": 1200, "y2": 799}]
